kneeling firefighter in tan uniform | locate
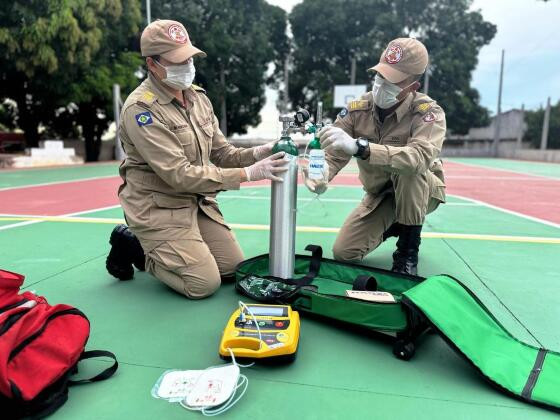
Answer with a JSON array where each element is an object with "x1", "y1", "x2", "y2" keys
[
  {"x1": 318, "y1": 38, "x2": 446, "y2": 275},
  {"x1": 106, "y1": 20, "x2": 288, "y2": 298}
]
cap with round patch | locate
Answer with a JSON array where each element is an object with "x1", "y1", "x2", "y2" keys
[
  {"x1": 369, "y1": 38, "x2": 428, "y2": 84},
  {"x1": 140, "y1": 19, "x2": 206, "y2": 63}
]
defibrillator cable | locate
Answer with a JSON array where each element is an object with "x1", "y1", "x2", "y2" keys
[{"x1": 179, "y1": 350, "x2": 249, "y2": 417}]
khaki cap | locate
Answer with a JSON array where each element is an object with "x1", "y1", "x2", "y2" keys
[
  {"x1": 369, "y1": 38, "x2": 428, "y2": 84},
  {"x1": 140, "y1": 19, "x2": 206, "y2": 63}
]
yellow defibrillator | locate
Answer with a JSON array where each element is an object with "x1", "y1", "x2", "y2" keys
[{"x1": 219, "y1": 303, "x2": 300, "y2": 362}]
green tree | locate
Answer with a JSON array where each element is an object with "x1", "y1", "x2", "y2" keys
[
  {"x1": 0, "y1": 0, "x2": 142, "y2": 161},
  {"x1": 289, "y1": 0, "x2": 496, "y2": 134},
  {"x1": 149, "y1": 0, "x2": 289, "y2": 136},
  {"x1": 524, "y1": 101, "x2": 560, "y2": 149},
  {"x1": 0, "y1": 100, "x2": 17, "y2": 131}
]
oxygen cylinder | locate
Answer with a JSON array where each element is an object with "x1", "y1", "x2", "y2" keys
[{"x1": 269, "y1": 136, "x2": 299, "y2": 279}]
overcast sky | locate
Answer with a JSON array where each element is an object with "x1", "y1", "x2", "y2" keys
[{"x1": 235, "y1": 0, "x2": 560, "y2": 138}]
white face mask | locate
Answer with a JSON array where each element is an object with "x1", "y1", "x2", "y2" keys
[
  {"x1": 156, "y1": 59, "x2": 195, "y2": 90},
  {"x1": 372, "y1": 74, "x2": 403, "y2": 109}
]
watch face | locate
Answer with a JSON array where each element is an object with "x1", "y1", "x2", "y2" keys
[{"x1": 358, "y1": 138, "x2": 369, "y2": 147}]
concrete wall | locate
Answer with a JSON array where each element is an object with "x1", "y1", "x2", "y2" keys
[
  {"x1": 467, "y1": 109, "x2": 525, "y2": 140},
  {"x1": 62, "y1": 139, "x2": 115, "y2": 161},
  {"x1": 61, "y1": 136, "x2": 558, "y2": 164},
  {"x1": 232, "y1": 137, "x2": 560, "y2": 163},
  {"x1": 499, "y1": 148, "x2": 560, "y2": 163},
  {"x1": 441, "y1": 139, "x2": 520, "y2": 157}
]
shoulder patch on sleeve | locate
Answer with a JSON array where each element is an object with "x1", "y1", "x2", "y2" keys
[
  {"x1": 137, "y1": 90, "x2": 157, "y2": 107},
  {"x1": 135, "y1": 111, "x2": 153, "y2": 127},
  {"x1": 416, "y1": 102, "x2": 432, "y2": 114},
  {"x1": 348, "y1": 99, "x2": 371, "y2": 112},
  {"x1": 142, "y1": 91, "x2": 155, "y2": 102},
  {"x1": 191, "y1": 84, "x2": 206, "y2": 93},
  {"x1": 422, "y1": 111, "x2": 436, "y2": 123},
  {"x1": 338, "y1": 108, "x2": 348, "y2": 118}
]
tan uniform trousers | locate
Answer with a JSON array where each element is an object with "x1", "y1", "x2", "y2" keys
[
  {"x1": 139, "y1": 211, "x2": 244, "y2": 299},
  {"x1": 332, "y1": 171, "x2": 444, "y2": 262}
]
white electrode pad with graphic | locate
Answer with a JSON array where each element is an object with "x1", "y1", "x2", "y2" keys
[
  {"x1": 151, "y1": 370, "x2": 204, "y2": 402},
  {"x1": 185, "y1": 364, "x2": 241, "y2": 408}
]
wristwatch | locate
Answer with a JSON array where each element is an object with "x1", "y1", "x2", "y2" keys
[{"x1": 354, "y1": 137, "x2": 370, "y2": 160}]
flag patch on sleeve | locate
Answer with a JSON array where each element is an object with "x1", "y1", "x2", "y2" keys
[{"x1": 135, "y1": 111, "x2": 153, "y2": 127}]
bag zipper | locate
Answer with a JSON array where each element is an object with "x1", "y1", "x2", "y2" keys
[
  {"x1": 8, "y1": 308, "x2": 88, "y2": 361},
  {"x1": 0, "y1": 309, "x2": 32, "y2": 337},
  {"x1": 0, "y1": 298, "x2": 29, "y2": 315}
]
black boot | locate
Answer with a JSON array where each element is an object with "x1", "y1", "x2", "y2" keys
[
  {"x1": 391, "y1": 225, "x2": 422, "y2": 276},
  {"x1": 106, "y1": 224, "x2": 145, "y2": 281},
  {"x1": 382, "y1": 223, "x2": 401, "y2": 242}
]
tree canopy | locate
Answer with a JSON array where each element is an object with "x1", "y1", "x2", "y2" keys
[
  {"x1": 149, "y1": 0, "x2": 289, "y2": 136},
  {"x1": 289, "y1": 0, "x2": 496, "y2": 134},
  {"x1": 524, "y1": 101, "x2": 560, "y2": 149},
  {"x1": 0, "y1": 0, "x2": 142, "y2": 160}
]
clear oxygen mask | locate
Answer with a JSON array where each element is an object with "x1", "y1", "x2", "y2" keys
[
  {"x1": 301, "y1": 102, "x2": 330, "y2": 195},
  {"x1": 300, "y1": 139, "x2": 329, "y2": 195}
]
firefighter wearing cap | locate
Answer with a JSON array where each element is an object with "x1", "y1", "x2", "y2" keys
[
  {"x1": 318, "y1": 38, "x2": 446, "y2": 275},
  {"x1": 105, "y1": 20, "x2": 287, "y2": 298}
]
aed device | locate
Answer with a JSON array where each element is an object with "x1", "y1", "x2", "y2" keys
[{"x1": 219, "y1": 304, "x2": 300, "y2": 362}]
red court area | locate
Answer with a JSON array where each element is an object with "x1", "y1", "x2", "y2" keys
[
  {"x1": 2, "y1": 161, "x2": 560, "y2": 224},
  {"x1": 0, "y1": 177, "x2": 122, "y2": 216},
  {"x1": 443, "y1": 161, "x2": 560, "y2": 224}
]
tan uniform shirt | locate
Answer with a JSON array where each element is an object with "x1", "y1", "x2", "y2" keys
[
  {"x1": 327, "y1": 91, "x2": 446, "y2": 201},
  {"x1": 118, "y1": 74, "x2": 256, "y2": 240}
]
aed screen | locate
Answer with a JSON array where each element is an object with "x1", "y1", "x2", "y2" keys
[{"x1": 246, "y1": 306, "x2": 286, "y2": 316}]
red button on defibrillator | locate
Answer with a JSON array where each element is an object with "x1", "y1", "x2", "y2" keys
[{"x1": 275, "y1": 321, "x2": 284, "y2": 327}]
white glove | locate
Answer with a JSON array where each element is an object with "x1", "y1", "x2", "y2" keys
[
  {"x1": 244, "y1": 152, "x2": 289, "y2": 182},
  {"x1": 319, "y1": 126, "x2": 357, "y2": 156},
  {"x1": 252, "y1": 141, "x2": 276, "y2": 161}
]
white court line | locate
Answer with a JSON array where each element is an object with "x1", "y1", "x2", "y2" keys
[
  {"x1": 286, "y1": 184, "x2": 560, "y2": 229},
  {"x1": 219, "y1": 194, "x2": 479, "y2": 206},
  {"x1": 449, "y1": 194, "x2": 560, "y2": 230},
  {"x1": 0, "y1": 175, "x2": 118, "y2": 192},
  {"x1": 0, "y1": 205, "x2": 121, "y2": 232},
  {"x1": 446, "y1": 160, "x2": 560, "y2": 181},
  {"x1": 1, "y1": 188, "x2": 558, "y2": 233},
  {"x1": 445, "y1": 175, "x2": 559, "y2": 181},
  {"x1": 0, "y1": 214, "x2": 559, "y2": 244}
]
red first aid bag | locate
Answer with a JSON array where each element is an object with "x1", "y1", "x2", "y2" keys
[{"x1": 0, "y1": 269, "x2": 118, "y2": 418}]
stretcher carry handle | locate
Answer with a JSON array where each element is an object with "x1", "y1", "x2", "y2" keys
[{"x1": 287, "y1": 245, "x2": 322, "y2": 287}]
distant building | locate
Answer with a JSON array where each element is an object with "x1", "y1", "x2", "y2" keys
[
  {"x1": 450, "y1": 108, "x2": 526, "y2": 141},
  {"x1": 467, "y1": 109, "x2": 526, "y2": 140},
  {"x1": 443, "y1": 109, "x2": 527, "y2": 157}
]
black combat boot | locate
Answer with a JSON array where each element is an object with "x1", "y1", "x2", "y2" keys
[
  {"x1": 106, "y1": 224, "x2": 145, "y2": 281},
  {"x1": 382, "y1": 223, "x2": 401, "y2": 242},
  {"x1": 391, "y1": 225, "x2": 422, "y2": 276}
]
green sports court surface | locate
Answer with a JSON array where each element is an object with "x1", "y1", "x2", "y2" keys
[{"x1": 0, "y1": 158, "x2": 559, "y2": 419}]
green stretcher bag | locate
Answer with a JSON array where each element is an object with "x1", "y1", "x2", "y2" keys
[
  {"x1": 236, "y1": 245, "x2": 429, "y2": 360},
  {"x1": 402, "y1": 274, "x2": 560, "y2": 412},
  {"x1": 236, "y1": 245, "x2": 560, "y2": 412}
]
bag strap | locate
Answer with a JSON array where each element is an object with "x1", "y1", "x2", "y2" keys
[
  {"x1": 352, "y1": 275, "x2": 378, "y2": 291},
  {"x1": 289, "y1": 245, "x2": 322, "y2": 286},
  {"x1": 68, "y1": 350, "x2": 118, "y2": 385}
]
